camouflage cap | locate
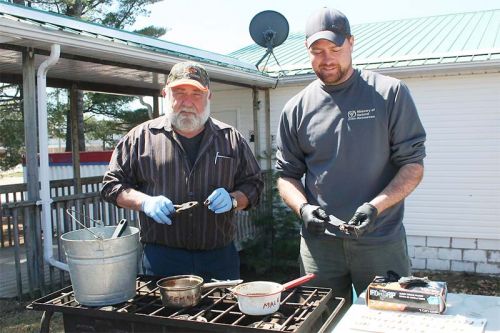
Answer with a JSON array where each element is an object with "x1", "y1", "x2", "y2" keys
[{"x1": 166, "y1": 61, "x2": 210, "y2": 91}]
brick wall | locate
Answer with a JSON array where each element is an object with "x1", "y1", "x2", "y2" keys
[{"x1": 407, "y1": 236, "x2": 500, "y2": 275}]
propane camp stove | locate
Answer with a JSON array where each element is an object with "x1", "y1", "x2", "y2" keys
[{"x1": 29, "y1": 275, "x2": 344, "y2": 333}]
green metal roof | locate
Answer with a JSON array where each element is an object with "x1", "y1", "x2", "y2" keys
[{"x1": 230, "y1": 9, "x2": 500, "y2": 76}]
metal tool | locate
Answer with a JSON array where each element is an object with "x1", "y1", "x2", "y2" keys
[
  {"x1": 173, "y1": 201, "x2": 199, "y2": 213},
  {"x1": 111, "y1": 219, "x2": 128, "y2": 239},
  {"x1": 327, "y1": 214, "x2": 346, "y2": 227},
  {"x1": 325, "y1": 214, "x2": 358, "y2": 236},
  {"x1": 338, "y1": 223, "x2": 359, "y2": 236}
]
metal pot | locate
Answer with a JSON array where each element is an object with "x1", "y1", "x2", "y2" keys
[
  {"x1": 231, "y1": 273, "x2": 316, "y2": 315},
  {"x1": 157, "y1": 275, "x2": 242, "y2": 308}
]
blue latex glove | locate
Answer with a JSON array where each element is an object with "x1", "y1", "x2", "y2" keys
[
  {"x1": 206, "y1": 188, "x2": 232, "y2": 214},
  {"x1": 141, "y1": 196, "x2": 175, "y2": 225}
]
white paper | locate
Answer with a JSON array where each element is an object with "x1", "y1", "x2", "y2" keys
[{"x1": 348, "y1": 308, "x2": 486, "y2": 333}]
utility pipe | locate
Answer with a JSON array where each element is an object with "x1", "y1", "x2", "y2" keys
[
  {"x1": 139, "y1": 97, "x2": 153, "y2": 119},
  {"x1": 36, "y1": 44, "x2": 69, "y2": 271}
]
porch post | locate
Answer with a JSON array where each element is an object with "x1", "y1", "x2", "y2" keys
[
  {"x1": 70, "y1": 85, "x2": 81, "y2": 194},
  {"x1": 264, "y1": 88, "x2": 272, "y2": 171},
  {"x1": 22, "y1": 47, "x2": 43, "y2": 295},
  {"x1": 252, "y1": 87, "x2": 261, "y2": 161},
  {"x1": 153, "y1": 95, "x2": 159, "y2": 118}
]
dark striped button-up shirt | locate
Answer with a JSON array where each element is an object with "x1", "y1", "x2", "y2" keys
[{"x1": 101, "y1": 116, "x2": 263, "y2": 250}]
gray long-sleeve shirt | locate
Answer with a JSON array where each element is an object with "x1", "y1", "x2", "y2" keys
[
  {"x1": 101, "y1": 117, "x2": 263, "y2": 250},
  {"x1": 276, "y1": 69, "x2": 426, "y2": 243}
]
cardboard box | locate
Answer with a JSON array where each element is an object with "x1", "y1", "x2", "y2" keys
[{"x1": 366, "y1": 277, "x2": 447, "y2": 314}]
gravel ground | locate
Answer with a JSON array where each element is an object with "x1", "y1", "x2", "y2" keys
[
  {"x1": 1, "y1": 271, "x2": 498, "y2": 333},
  {"x1": 414, "y1": 270, "x2": 499, "y2": 296}
]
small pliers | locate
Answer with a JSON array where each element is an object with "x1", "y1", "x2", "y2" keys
[{"x1": 173, "y1": 201, "x2": 199, "y2": 213}]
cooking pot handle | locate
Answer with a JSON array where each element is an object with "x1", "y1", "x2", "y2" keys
[
  {"x1": 66, "y1": 209, "x2": 104, "y2": 240},
  {"x1": 282, "y1": 273, "x2": 316, "y2": 290},
  {"x1": 202, "y1": 279, "x2": 243, "y2": 290}
]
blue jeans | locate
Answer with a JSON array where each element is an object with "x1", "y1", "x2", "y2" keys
[{"x1": 141, "y1": 242, "x2": 240, "y2": 282}]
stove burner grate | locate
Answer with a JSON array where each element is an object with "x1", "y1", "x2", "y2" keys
[{"x1": 29, "y1": 275, "x2": 344, "y2": 333}]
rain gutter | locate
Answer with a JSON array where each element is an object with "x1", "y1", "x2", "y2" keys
[{"x1": 0, "y1": 2, "x2": 277, "y2": 87}]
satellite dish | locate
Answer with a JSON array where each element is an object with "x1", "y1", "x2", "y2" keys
[{"x1": 249, "y1": 10, "x2": 289, "y2": 70}]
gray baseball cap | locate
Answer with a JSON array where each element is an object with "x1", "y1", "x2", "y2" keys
[{"x1": 305, "y1": 7, "x2": 351, "y2": 48}]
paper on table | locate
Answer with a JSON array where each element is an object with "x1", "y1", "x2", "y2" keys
[{"x1": 348, "y1": 308, "x2": 486, "y2": 333}]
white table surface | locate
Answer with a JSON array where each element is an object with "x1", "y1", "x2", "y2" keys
[{"x1": 328, "y1": 292, "x2": 500, "y2": 332}]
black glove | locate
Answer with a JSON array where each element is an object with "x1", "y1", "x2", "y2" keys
[
  {"x1": 300, "y1": 204, "x2": 328, "y2": 236},
  {"x1": 346, "y1": 203, "x2": 378, "y2": 236}
]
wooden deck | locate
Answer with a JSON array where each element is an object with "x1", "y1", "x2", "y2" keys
[{"x1": 0, "y1": 243, "x2": 68, "y2": 299}]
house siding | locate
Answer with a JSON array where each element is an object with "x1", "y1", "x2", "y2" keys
[
  {"x1": 402, "y1": 73, "x2": 499, "y2": 274},
  {"x1": 210, "y1": 84, "x2": 254, "y2": 150}
]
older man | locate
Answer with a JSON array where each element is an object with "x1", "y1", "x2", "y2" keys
[{"x1": 101, "y1": 61, "x2": 263, "y2": 281}]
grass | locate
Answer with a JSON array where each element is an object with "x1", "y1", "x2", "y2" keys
[
  {"x1": 0, "y1": 299, "x2": 63, "y2": 333},
  {"x1": 0, "y1": 270, "x2": 498, "y2": 333}
]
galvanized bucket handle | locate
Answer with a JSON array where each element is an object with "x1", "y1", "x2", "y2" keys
[{"x1": 66, "y1": 209, "x2": 104, "y2": 240}]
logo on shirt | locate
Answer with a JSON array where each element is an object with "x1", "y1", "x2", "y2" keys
[{"x1": 347, "y1": 108, "x2": 376, "y2": 121}]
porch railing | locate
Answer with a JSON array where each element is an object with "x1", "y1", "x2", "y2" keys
[
  {"x1": 0, "y1": 171, "x2": 273, "y2": 300},
  {"x1": 0, "y1": 176, "x2": 105, "y2": 248}
]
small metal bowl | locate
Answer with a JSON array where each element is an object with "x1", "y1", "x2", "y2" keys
[{"x1": 157, "y1": 275, "x2": 204, "y2": 308}]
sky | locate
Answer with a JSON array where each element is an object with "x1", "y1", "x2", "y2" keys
[{"x1": 132, "y1": 0, "x2": 499, "y2": 55}]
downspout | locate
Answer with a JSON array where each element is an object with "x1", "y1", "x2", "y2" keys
[{"x1": 36, "y1": 44, "x2": 69, "y2": 271}]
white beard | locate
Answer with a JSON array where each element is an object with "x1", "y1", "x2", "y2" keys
[{"x1": 165, "y1": 93, "x2": 210, "y2": 132}]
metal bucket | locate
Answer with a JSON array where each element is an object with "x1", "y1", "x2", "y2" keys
[{"x1": 61, "y1": 224, "x2": 140, "y2": 306}]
